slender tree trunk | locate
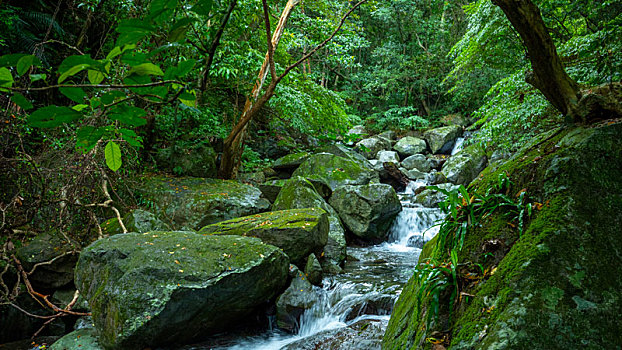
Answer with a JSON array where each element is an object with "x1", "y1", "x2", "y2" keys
[{"x1": 492, "y1": 0, "x2": 581, "y2": 119}]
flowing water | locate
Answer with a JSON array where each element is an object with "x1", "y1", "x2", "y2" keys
[{"x1": 194, "y1": 180, "x2": 443, "y2": 350}]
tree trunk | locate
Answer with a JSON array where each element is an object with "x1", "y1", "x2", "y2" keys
[{"x1": 492, "y1": 0, "x2": 581, "y2": 119}]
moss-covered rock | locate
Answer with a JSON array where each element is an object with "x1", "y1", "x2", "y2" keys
[
  {"x1": 15, "y1": 232, "x2": 79, "y2": 289},
  {"x1": 304, "y1": 253, "x2": 323, "y2": 286},
  {"x1": 199, "y1": 208, "x2": 329, "y2": 267},
  {"x1": 441, "y1": 143, "x2": 488, "y2": 186},
  {"x1": 50, "y1": 328, "x2": 103, "y2": 350},
  {"x1": 402, "y1": 154, "x2": 433, "y2": 172},
  {"x1": 100, "y1": 209, "x2": 170, "y2": 236},
  {"x1": 355, "y1": 136, "x2": 392, "y2": 159},
  {"x1": 258, "y1": 179, "x2": 288, "y2": 203},
  {"x1": 276, "y1": 265, "x2": 318, "y2": 332},
  {"x1": 383, "y1": 122, "x2": 622, "y2": 349},
  {"x1": 319, "y1": 143, "x2": 374, "y2": 169},
  {"x1": 75, "y1": 232, "x2": 289, "y2": 349},
  {"x1": 414, "y1": 183, "x2": 459, "y2": 208},
  {"x1": 273, "y1": 177, "x2": 347, "y2": 270},
  {"x1": 292, "y1": 153, "x2": 379, "y2": 192},
  {"x1": 393, "y1": 136, "x2": 428, "y2": 157},
  {"x1": 134, "y1": 175, "x2": 270, "y2": 230},
  {"x1": 329, "y1": 183, "x2": 402, "y2": 242},
  {"x1": 423, "y1": 125, "x2": 463, "y2": 154},
  {"x1": 272, "y1": 152, "x2": 311, "y2": 171}
]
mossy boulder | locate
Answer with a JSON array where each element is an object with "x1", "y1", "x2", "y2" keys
[
  {"x1": 50, "y1": 328, "x2": 103, "y2": 350},
  {"x1": 273, "y1": 177, "x2": 347, "y2": 270},
  {"x1": 134, "y1": 175, "x2": 270, "y2": 230},
  {"x1": 319, "y1": 143, "x2": 373, "y2": 168},
  {"x1": 292, "y1": 153, "x2": 379, "y2": 192},
  {"x1": 154, "y1": 143, "x2": 217, "y2": 178},
  {"x1": 304, "y1": 253, "x2": 323, "y2": 286},
  {"x1": 101, "y1": 209, "x2": 170, "y2": 236},
  {"x1": 441, "y1": 143, "x2": 488, "y2": 186},
  {"x1": 414, "y1": 183, "x2": 459, "y2": 208},
  {"x1": 276, "y1": 265, "x2": 318, "y2": 332},
  {"x1": 15, "y1": 232, "x2": 79, "y2": 289},
  {"x1": 423, "y1": 125, "x2": 462, "y2": 154},
  {"x1": 258, "y1": 179, "x2": 288, "y2": 203},
  {"x1": 377, "y1": 150, "x2": 400, "y2": 163},
  {"x1": 402, "y1": 154, "x2": 433, "y2": 172},
  {"x1": 75, "y1": 232, "x2": 289, "y2": 349},
  {"x1": 355, "y1": 136, "x2": 392, "y2": 159},
  {"x1": 272, "y1": 152, "x2": 311, "y2": 171},
  {"x1": 383, "y1": 123, "x2": 622, "y2": 349},
  {"x1": 329, "y1": 183, "x2": 402, "y2": 242},
  {"x1": 393, "y1": 136, "x2": 427, "y2": 157},
  {"x1": 199, "y1": 208, "x2": 329, "y2": 267}
]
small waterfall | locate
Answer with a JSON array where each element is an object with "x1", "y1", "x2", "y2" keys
[
  {"x1": 451, "y1": 137, "x2": 466, "y2": 155},
  {"x1": 387, "y1": 207, "x2": 443, "y2": 248}
]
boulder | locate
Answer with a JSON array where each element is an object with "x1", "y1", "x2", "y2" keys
[
  {"x1": 376, "y1": 150, "x2": 400, "y2": 164},
  {"x1": 441, "y1": 143, "x2": 488, "y2": 186},
  {"x1": 423, "y1": 125, "x2": 463, "y2": 154},
  {"x1": 237, "y1": 171, "x2": 266, "y2": 187},
  {"x1": 414, "y1": 183, "x2": 459, "y2": 208},
  {"x1": 393, "y1": 136, "x2": 427, "y2": 157},
  {"x1": 406, "y1": 235, "x2": 424, "y2": 249},
  {"x1": 15, "y1": 233, "x2": 79, "y2": 289},
  {"x1": 425, "y1": 169, "x2": 448, "y2": 185},
  {"x1": 199, "y1": 208, "x2": 329, "y2": 267},
  {"x1": 272, "y1": 152, "x2": 311, "y2": 172},
  {"x1": 329, "y1": 183, "x2": 402, "y2": 242},
  {"x1": 400, "y1": 167, "x2": 426, "y2": 181},
  {"x1": 304, "y1": 254, "x2": 323, "y2": 286},
  {"x1": 101, "y1": 209, "x2": 170, "y2": 236},
  {"x1": 347, "y1": 125, "x2": 368, "y2": 137},
  {"x1": 385, "y1": 123, "x2": 622, "y2": 349},
  {"x1": 258, "y1": 179, "x2": 288, "y2": 203},
  {"x1": 378, "y1": 130, "x2": 397, "y2": 141},
  {"x1": 273, "y1": 177, "x2": 347, "y2": 270},
  {"x1": 344, "y1": 295, "x2": 395, "y2": 321},
  {"x1": 276, "y1": 266, "x2": 317, "y2": 332},
  {"x1": 292, "y1": 153, "x2": 379, "y2": 192},
  {"x1": 50, "y1": 328, "x2": 102, "y2": 350},
  {"x1": 134, "y1": 175, "x2": 270, "y2": 230},
  {"x1": 401, "y1": 154, "x2": 432, "y2": 172},
  {"x1": 154, "y1": 143, "x2": 217, "y2": 178},
  {"x1": 319, "y1": 143, "x2": 373, "y2": 169},
  {"x1": 355, "y1": 137, "x2": 392, "y2": 159},
  {"x1": 283, "y1": 318, "x2": 387, "y2": 350},
  {"x1": 75, "y1": 232, "x2": 289, "y2": 349}
]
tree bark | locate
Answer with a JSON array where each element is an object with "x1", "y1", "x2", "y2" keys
[{"x1": 492, "y1": 0, "x2": 581, "y2": 119}]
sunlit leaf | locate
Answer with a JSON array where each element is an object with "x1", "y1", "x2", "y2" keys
[
  {"x1": 76, "y1": 126, "x2": 104, "y2": 152},
  {"x1": 88, "y1": 70, "x2": 105, "y2": 84},
  {"x1": 105, "y1": 141, "x2": 122, "y2": 171},
  {"x1": 129, "y1": 63, "x2": 164, "y2": 76},
  {"x1": 16, "y1": 55, "x2": 42, "y2": 76}
]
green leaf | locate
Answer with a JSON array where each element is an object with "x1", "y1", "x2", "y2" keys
[
  {"x1": 58, "y1": 55, "x2": 103, "y2": 83},
  {"x1": 105, "y1": 141, "x2": 122, "y2": 171},
  {"x1": 76, "y1": 126, "x2": 104, "y2": 152},
  {"x1": 116, "y1": 19, "x2": 155, "y2": 46},
  {"x1": 0, "y1": 54, "x2": 28, "y2": 68},
  {"x1": 168, "y1": 18, "x2": 196, "y2": 42},
  {"x1": 105, "y1": 44, "x2": 136, "y2": 61},
  {"x1": 28, "y1": 106, "x2": 82, "y2": 128},
  {"x1": 10, "y1": 93, "x2": 33, "y2": 110},
  {"x1": 109, "y1": 105, "x2": 147, "y2": 126},
  {"x1": 30, "y1": 74, "x2": 47, "y2": 82},
  {"x1": 191, "y1": 0, "x2": 213, "y2": 16},
  {"x1": 119, "y1": 128, "x2": 143, "y2": 148},
  {"x1": 72, "y1": 104, "x2": 90, "y2": 111},
  {"x1": 101, "y1": 91, "x2": 126, "y2": 105},
  {"x1": 60, "y1": 87, "x2": 87, "y2": 103},
  {"x1": 0, "y1": 67, "x2": 14, "y2": 90},
  {"x1": 88, "y1": 70, "x2": 105, "y2": 84},
  {"x1": 179, "y1": 90, "x2": 196, "y2": 107},
  {"x1": 16, "y1": 55, "x2": 42, "y2": 76},
  {"x1": 128, "y1": 63, "x2": 164, "y2": 76},
  {"x1": 124, "y1": 74, "x2": 151, "y2": 94},
  {"x1": 165, "y1": 59, "x2": 196, "y2": 79},
  {"x1": 149, "y1": 0, "x2": 178, "y2": 23}
]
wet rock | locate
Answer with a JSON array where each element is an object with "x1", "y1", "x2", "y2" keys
[
  {"x1": 283, "y1": 318, "x2": 387, "y2": 350},
  {"x1": 319, "y1": 143, "x2": 373, "y2": 169},
  {"x1": 0, "y1": 292, "x2": 64, "y2": 344},
  {"x1": 200, "y1": 208, "x2": 329, "y2": 267},
  {"x1": 400, "y1": 167, "x2": 426, "y2": 181},
  {"x1": 401, "y1": 154, "x2": 432, "y2": 172},
  {"x1": 380, "y1": 163, "x2": 409, "y2": 192},
  {"x1": 258, "y1": 179, "x2": 288, "y2": 203},
  {"x1": 441, "y1": 143, "x2": 487, "y2": 186},
  {"x1": 273, "y1": 177, "x2": 347, "y2": 271},
  {"x1": 406, "y1": 235, "x2": 424, "y2": 249},
  {"x1": 393, "y1": 136, "x2": 427, "y2": 158},
  {"x1": 424, "y1": 125, "x2": 463, "y2": 154},
  {"x1": 425, "y1": 170, "x2": 448, "y2": 185},
  {"x1": 376, "y1": 150, "x2": 400, "y2": 164},
  {"x1": 154, "y1": 143, "x2": 217, "y2": 178},
  {"x1": 51, "y1": 289, "x2": 89, "y2": 312},
  {"x1": 304, "y1": 254, "x2": 323, "y2": 286},
  {"x1": 355, "y1": 137, "x2": 392, "y2": 159},
  {"x1": 292, "y1": 153, "x2": 379, "y2": 192},
  {"x1": 50, "y1": 328, "x2": 102, "y2": 350},
  {"x1": 75, "y1": 232, "x2": 289, "y2": 349},
  {"x1": 100, "y1": 209, "x2": 170, "y2": 236},
  {"x1": 329, "y1": 183, "x2": 402, "y2": 242},
  {"x1": 414, "y1": 183, "x2": 459, "y2": 208},
  {"x1": 276, "y1": 266, "x2": 317, "y2": 332},
  {"x1": 345, "y1": 295, "x2": 396, "y2": 321},
  {"x1": 272, "y1": 152, "x2": 311, "y2": 173},
  {"x1": 134, "y1": 175, "x2": 270, "y2": 230},
  {"x1": 15, "y1": 232, "x2": 79, "y2": 289}
]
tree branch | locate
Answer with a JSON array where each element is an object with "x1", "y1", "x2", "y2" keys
[
  {"x1": 4, "y1": 80, "x2": 184, "y2": 92},
  {"x1": 262, "y1": 0, "x2": 277, "y2": 82}
]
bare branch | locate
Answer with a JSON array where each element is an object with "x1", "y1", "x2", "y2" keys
[
  {"x1": 262, "y1": 0, "x2": 277, "y2": 82},
  {"x1": 4, "y1": 80, "x2": 185, "y2": 93}
]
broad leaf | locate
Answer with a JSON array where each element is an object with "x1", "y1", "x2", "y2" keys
[
  {"x1": 109, "y1": 105, "x2": 147, "y2": 126},
  {"x1": 168, "y1": 18, "x2": 196, "y2": 42},
  {"x1": 16, "y1": 55, "x2": 42, "y2": 76},
  {"x1": 191, "y1": 0, "x2": 214, "y2": 16},
  {"x1": 72, "y1": 104, "x2": 90, "y2": 111},
  {"x1": 101, "y1": 91, "x2": 126, "y2": 105},
  {"x1": 105, "y1": 44, "x2": 137, "y2": 61},
  {"x1": 129, "y1": 63, "x2": 164, "y2": 76},
  {"x1": 76, "y1": 126, "x2": 104, "y2": 152},
  {"x1": 116, "y1": 19, "x2": 155, "y2": 46},
  {"x1": 105, "y1": 141, "x2": 122, "y2": 171},
  {"x1": 88, "y1": 70, "x2": 105, "y2": 84},
  {"x1": 0, "y1": 67, "x2": 14, "y2": 89},
  {"x1": 149, "y1": 0, "x2": 178, "y2": 23},
  {"x1": 179, "y1": 90, "x2": 196, "y2": 107},
  {"x1": 60, "y1": 87, "x2": 87, "y2": 103},
  {"x1": 30, "y1": 74, "x2": 47, "y2": 82},
  {"x1": 28, "y1": 106, "x2": 82, "y2": 128},
  {"x1": 119, "y1": 128, "x2": 143, "y2": 148},
  {"x1": 165, "y1": 59, "x2": 196, "y2": 79},
  {"x1": 10, "y1": 93, "x2": 33, "y2": 110},
  {"x1": 0, "y1": 54, "x2": 28, "y2": 68},
  {"x1": 58, "y1": 55, "x2": 103, "y2": 83}
]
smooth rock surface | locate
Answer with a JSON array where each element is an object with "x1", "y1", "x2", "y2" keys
[
  {"x1": 423, "y1": 125, "x2": 463, "y2": 154},
  {"x1": 441, "y1": 143, "x2": 487, "y2": 186},
  {"x1": 292, "y1": 153, "x2": 379, "y2": 192},
  {"x1": 393, "y1": 136, "x2": 427, "y2": 157}
]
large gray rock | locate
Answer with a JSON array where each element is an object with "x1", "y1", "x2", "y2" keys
[
  {"x1": 292, "y1": 153, "x2": 379, "y2": 192},
  {"x1": 400, "y1": 167, "x2": 426, "y2": 181},
  {"x1": 276, "y1": 266, "x2": 318, "y2": 332},
  {"x1": 378, "y1": 130, "x2": 397, "y2": 141},
  {"x1": 319, "y1": 143, "x2": 373, "y2": 169},
  {"x1": 272, "y1": 152, "x2": 311, "y2": 171},
  {"x1": 258, "y1": 179, "x2": 288, "y2": 203},
  {"x1": 134, "y1": 175, "x2": 270, "y2": 230},
  {"x1": 101, "y1": 209, "x2": 170, "y2": 236},
  {"x1": 304, "y1": 254, "x2": 323, "y2": 286},
  {"x1": 199, "y1": 208, "x2": 329, "y2": 267},
  {"x1": 376, "y1": 150, "x2": 400, "y2": 164},
  {"x1": 273, "y1": 177, "x2": 347, "y2": 270},
  {"x1": 347, "y1": 125, "x2": 368, "y2": 137},
  {"x1": 393, "y1": 136, "x2": 427, "y2": 157},
  {"x1": 329, "y1": 184, "x2": 402, "y2": 242},
  {"x1": 15, "y1": 233, "x2": 78, "y2": 289},
  {"x1": 155, "y1": 143, "x2": 217, "y2": 178},
  {"x1": 75, "y1": 232, "x2": 289, "y2": 349},
  {"x1": 401, "y1": 154, "x2": 432, "y2": 172},
  {"x1": 355, "y1": 137, "x2": 392, "y2": 159},
  {"x1": 423, "y1": 125, "x2": 463, "y2": 154},
  {"x1": 441, "y1": 143, "x2": 488, "y2": 186}
]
